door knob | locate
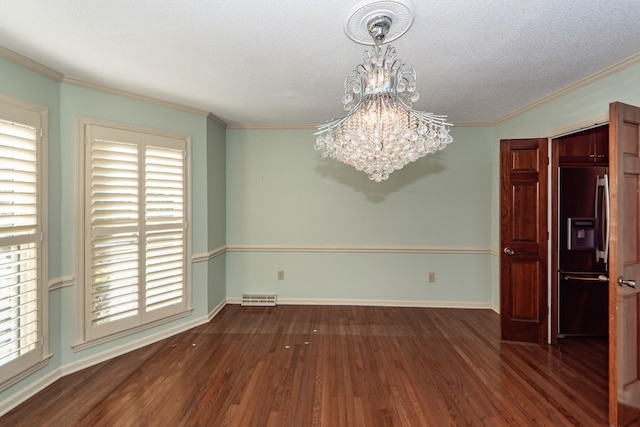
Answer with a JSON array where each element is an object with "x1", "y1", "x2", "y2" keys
[
  {"x1": 618, "y1": 277, "x2": 637, "y2": 288},
  {"x1": 503, "y1": 247, "x2": 515, "y2": 256}
]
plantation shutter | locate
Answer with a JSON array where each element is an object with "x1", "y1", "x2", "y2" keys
[
  {"x1": 85, "y1": 125, "x2": 187, "y2": 340},
  {"x1": 144, "y1": 145, "x2": 185, "y2": 316},
  {"x1": 0, "y1": 112, "x2": 41, "y2": 375}
]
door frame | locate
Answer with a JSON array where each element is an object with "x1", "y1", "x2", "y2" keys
[
  {"x1": 547, "y1": 121, "x2": 609, "y2": 343},
  {"x1": 550, "y1": 136, "x2": 560, "y2": 344}
]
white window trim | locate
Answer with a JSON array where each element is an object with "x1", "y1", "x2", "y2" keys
[
  {"x1": 74, "y1": 117, "x2": 192, "y2": 350},
  {"x1": 0, "y1": 92, "x2": 49, "y2": 392}
]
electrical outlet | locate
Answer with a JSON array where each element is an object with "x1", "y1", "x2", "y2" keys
[
  {"x1": 277, "y1": 270, "x2": 285, "y2": 280},
  {"x1": 428, "y1": 272, "x2": 436, "y2": 282}
]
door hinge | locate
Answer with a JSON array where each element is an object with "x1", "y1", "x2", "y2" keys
[{"x1": 39, "y1": 128, "x2": 43, "y2": 139}]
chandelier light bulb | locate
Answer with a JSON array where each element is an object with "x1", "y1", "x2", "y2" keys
[{"x1": 315, "y1": 6, "x2": 452, "y2": 182}]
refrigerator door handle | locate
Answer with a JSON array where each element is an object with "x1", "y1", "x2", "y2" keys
[
  {"x1": 563, "y1": 274, "x2": 609, "y2": 282},
  {"x1": 604, "y1": 174, "x2": 610, "y2": 264},
  {"x1": 595, "y1": 175, "x2": 610, "y2": 264},
  {"x1": 595, "y1": 175, "x2": 600, "y2": 262}
]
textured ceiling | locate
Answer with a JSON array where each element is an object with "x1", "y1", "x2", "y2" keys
[{"x1": 0, "y1": 0, "x2": 639, "y2": 126}]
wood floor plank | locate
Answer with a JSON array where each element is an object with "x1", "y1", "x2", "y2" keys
[{"x1": 1, "y1": 305, "x2": 609, "y2": 426}]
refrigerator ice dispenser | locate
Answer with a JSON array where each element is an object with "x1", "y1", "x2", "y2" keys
[{"x1": 567, "y1": 217, "x2": 596, "y2": 251}]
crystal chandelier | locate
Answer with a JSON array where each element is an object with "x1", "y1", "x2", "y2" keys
[{"x1": 314, "y1": 0, "x2": 452, "y2": 182}]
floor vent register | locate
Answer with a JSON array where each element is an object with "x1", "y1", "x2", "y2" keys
[{"x1": 241, "y1": 294, "x2": 277, "y2": 307}]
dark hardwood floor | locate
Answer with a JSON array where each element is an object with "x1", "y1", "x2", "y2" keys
[{"x1": 1, "y1": 305, "x2": 608, "y2": 426}]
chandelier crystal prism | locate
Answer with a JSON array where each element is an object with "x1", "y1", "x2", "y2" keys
[{"x1": 314, "y1": 3, "x2": 452, "y2": 182}]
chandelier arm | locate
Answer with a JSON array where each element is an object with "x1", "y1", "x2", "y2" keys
[
  {"x1": 400, "y1": 71, "x2": 416, "y2": 88},
  {"x1": 314, "y1": 96, "x2": 368, "y2": 135},
  {"x1": 355, "y1": 63, "x2": 369, "y2": 76},
  {"x1": 396, "y1": 64, "x2": 416, "y2": 86},
  {"x1": 398, "y1": 62, "x2": 415, "y2": 76},
  {"x1": 344, "y1": 73, "x2": 361, "y2": 93},
  {"x1": 399, "y1": 103, "x2": 452, "y2": 126},
  {"x1": 390, "y1": 58, "x2": 402, "y2": 71},
  {"x1": 316, "y1": 92, "x2": 452, "y2": 138},
  {"x1": 383, "y1": 44, "x2": 393, "y2": 59}
]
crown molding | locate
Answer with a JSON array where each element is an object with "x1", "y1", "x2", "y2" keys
[
  {"x1": 226, "y1": 123, "x2": 319, "y2": 130},
  {"x1": 491, "y1": 51, "x2": 640, "y2": 126},
  {"x1": 228, "y1": 52, "x2": 640, "y2": 129},
  {"x1": 0, "y1": 45, "x2": 63, "y2": 82},
  {"x1": 3, "y1": 41, "x2": 639, "y2": 130},
  {"x1": 224, "y1": 123, "x2": 494, "y2": 130},
  {"x1": 540, "y1": 114, "x2": 609, "y2": 139},
  {"x1": 227, "y1": 121, "x2": 488, "y2": 130},
  {"x1": 206, "y1": 112, "x2": 227, "y2": 128},
  {"x1": 0, "y1": 44, "x2": 225, "y2": 122},
  {"x1": 448, "y1": 122, "x2": 493, "y2": 127},
  {"x1": 62, "y1": 77, "x2": 220, "y2": 118}
]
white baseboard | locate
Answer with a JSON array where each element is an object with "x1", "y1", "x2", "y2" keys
[
  {"x1": 226, "y1": 297, "x2": 493, "y2": 309},
  {"x1": 1, "y1": 300, "x2": 230, "y2": 417},
  {"x1": 207, "y1": 299, "x2": 227, "y2": 321},
  {"x1": 61, "y1": 315, "x2": 210, "y2": 377},
  {"x1": 0, "y1": 367, "x2": 60, "y2": 417}
]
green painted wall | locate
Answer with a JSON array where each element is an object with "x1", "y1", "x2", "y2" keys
[
  {"x1": 225, "y1": 126, "x2": 494, "y2": 304},
  {"x1": 207, "y1": 116, "x2": 227, "y2": 311}
]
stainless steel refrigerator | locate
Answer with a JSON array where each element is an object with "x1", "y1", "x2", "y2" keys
[{"x1": 558, "y1": 166, "x2": 609, "y2": 337}]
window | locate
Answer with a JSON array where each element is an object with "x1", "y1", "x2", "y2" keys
[
  {"x1": 0, "y1": 96, "x2": 48, "y2": 388},
  {"x1": 78, "y1": 120, "x2": 190, "y2": 344}
]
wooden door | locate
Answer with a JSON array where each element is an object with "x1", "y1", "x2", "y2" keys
[
  {"x1": 500, "y1": 139, "x2": 548, "y2": 343},
  {"x1": 609, "y1": 102, "x2": 640, "y2": 426}
]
